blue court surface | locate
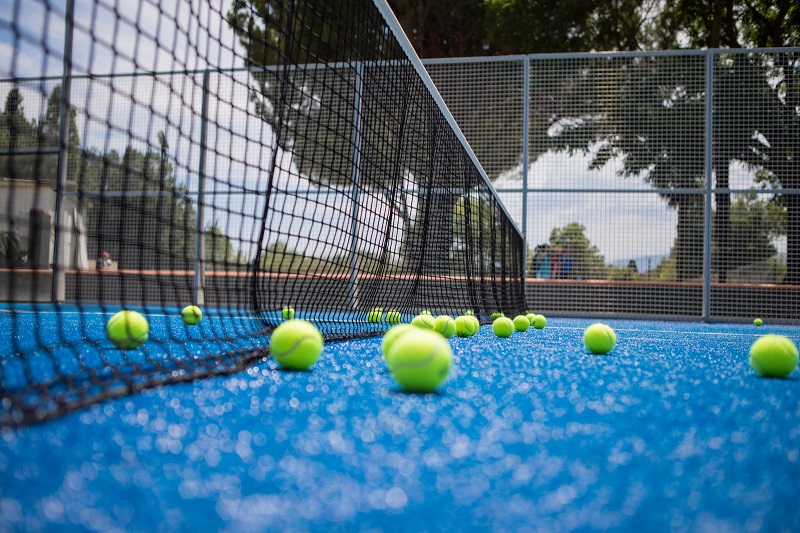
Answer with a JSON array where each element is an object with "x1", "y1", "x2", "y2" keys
[{"x1": 1, "y1": 311, "x2": 800, "y2": 531}]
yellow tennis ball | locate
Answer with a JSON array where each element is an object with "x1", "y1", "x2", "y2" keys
[
  {"x1": 385, "y1": 309, "x2": 402, "y2": 324},
  {"x1": 420, "y1": 310, "x2": 432, "y2": 316},
  {"x1": 282, "y1": 306, "x2": 295, "y2": 320},
  {"x1": 754, "y1": 318, "x2": 763, "y2": 326},
  {"x1": 107, "y1": 310, "x2": 149, "y2": 350},
  {"x1": 532, "y1": 314, "x2": 547, "y2": 329},
  {"x1": 490, "y1": 312, "x2": 505, "y2": 320},
  {"x1": 749, "y1": 334, "x2": 798, "y2": 378},
  {"x1": 433, "y1": 315, "x2": 456, "y2": 338},
  {"x1": 382, "y1": 324, "x2": 416, "y2": 364},
  {"x1": 492, "y1": 317, "x2": 514, "y2": 338},
  {"x1": 181, "y1": 305, "x2": 202, "y2": 325},
  {"x1": 465, "y1": 310, "x2": 475, "y2": 316},
  {"x1": 367, "y1": 307, "x2": 383, "y2": 323},
  {"x1": 583, "y1": 323, "x2": 616, "y2": 354},
  {"x1": 454, "y1": 316, "x2": 475, "y2": 337},
  {"x1": 513, "y1": 315, "x2": 530, "y2": 332},
  {"x1": 270, "y1": 319, "x2": 323, "y2": 370},
  {"x1": 525, "y1": 312, "x2": 537, "y2": 325},
  {"x1": 411, "y1": 314, "x2": 435, "y2": 330},
  {"x1": 467, "y1": 316, "x2": 480, "y2": 335},
  {"x1": 387, "y1": 329, "x2": 453, "y2": 393}
]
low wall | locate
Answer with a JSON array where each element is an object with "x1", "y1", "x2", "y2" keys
[
  {"x1": 525, "y1": 279, "x2": 800, "y2": 322},
  {"x1": 2, "y1": 270, "x2": 798, "y2": 322}
]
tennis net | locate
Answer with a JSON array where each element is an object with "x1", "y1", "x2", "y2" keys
[{"x1": 0, "y1": 0, "x2": 524, "y2": 426}]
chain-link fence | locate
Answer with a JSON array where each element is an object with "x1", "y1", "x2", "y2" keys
[
  {"x1": 2, "y1": 48, "x2": 798, "y2": 321},
  {"x1": 426, "y1": 48, "x2": 800, "y2": 321}
]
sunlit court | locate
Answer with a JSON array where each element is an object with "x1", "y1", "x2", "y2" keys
[{"x1": 2, "y1": 0, "x2": 800, "y2": 530}]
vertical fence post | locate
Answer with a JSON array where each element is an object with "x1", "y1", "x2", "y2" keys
[
  {"x1": 521, "y1": 57, "x2": 530, "y2": 284},
  {"x1": 702, "y1": 50, "x2": 714, "y2": 321},
  {"x1": 52, "y1": 0, "x2": 75, "y2": 303},
  {"x1": 194, "y1": 69, "x2": 210, "y2": 306},
  {"x1": 348, "y1": 62, "x2": 364, "y2": 311}
]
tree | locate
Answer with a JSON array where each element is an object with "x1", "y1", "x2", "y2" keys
[
  {"x1": 227, "y1": 0, "x2": 470, "y2": 277},
  {"x1": 483, "y1": 0, "x2": 650, "y2": 54},
  {"x1": 544, "y1": 53, "x2": 707, "y2": 281},
  {"x1": 659, "y1": 1, "x2": 800, "y2": 283},
  {"x1": 548, "y1": 222, "x2": 606, "y2": 280},
  {"x1": 81, "y1": 140, "x2": 242, "y2": 272},
  {"x1": 38, "y1": 85, "x2": 81, "y2": 181},
  {"x1": 226, "y1": 0, "x2": 385, "y2": 186},
  {"x1": 723, "y1": 193, "x2": 781, "y2": 271},
  {"x1": 388, "y1": 0, "x2": 491, "y2": 58},
  {"x1": 0, "y1": 88, "x2": 37, "y2": 180},
  {"x1": 0, "y1": 85, "x2": 80, "y2": 182}
]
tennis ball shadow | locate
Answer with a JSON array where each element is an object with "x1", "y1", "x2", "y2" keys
[
  {"x1": 271, "y1": 366, "x2": 314, "y2": 373},
  {"x1": 752, "y1": 375, "x2": 798, "y2": 381},
  {"x1": 390, "y1": 388, "x2": 445, "y2": 397}
]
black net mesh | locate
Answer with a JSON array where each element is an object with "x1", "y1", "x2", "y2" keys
[{"x1": 0, "y1": 0, "x2": 525, "y2": 426}]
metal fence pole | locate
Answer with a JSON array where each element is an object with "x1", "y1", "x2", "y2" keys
[
  {"x1": 194, "y1": 69, "x2": 210, "y2": 306},
  {"x1": 702, "y1": 50, "x2": 714, "y2": 321},
  {"x1": 51, "y1": 0, "x2": 75, "y2": 303},
  {"x1": 522, "y1": 57, "x2": 530, "y2": 283},
  {"x1": 347, "y1": 62, "x2": 364, "y2": 310}
]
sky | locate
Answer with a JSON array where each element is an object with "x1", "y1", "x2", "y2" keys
[{"x1": 0, "y1": 0, "x2": 778, "y2": 266}]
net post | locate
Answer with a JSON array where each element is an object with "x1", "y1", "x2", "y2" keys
[
  {"x1": 194, "y1": 69, "x2": 210, "y2": 307},
  {"x1": 348, "y1": 62, "x2": 364, "y2": 311},
  {"x1": 702, "y1": 51, "x2": 714, "y2": 321},
  {"x1": 51, "y1": 0, "x2": 75, "y2": 303},
  {"x1": 521, "y1": 56, "x2": 530, "y2": 285}
]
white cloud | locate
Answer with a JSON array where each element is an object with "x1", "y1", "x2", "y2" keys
[{"x1": 493, "y1": 151, "x2": 680, "y2": 262}]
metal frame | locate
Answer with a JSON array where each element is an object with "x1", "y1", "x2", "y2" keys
[
  {"x1": 3, "y1": 8, "x2": 798, "y2": 319},
  {"x1": 51, "y1": 0, "x2": 75, "y2": 303},
  {"x1": 193, "y1": 69, "x2": 211, "y2": 306},
  {"x1": 347, "y1": 62, "x2": 364, "y2": 310}
]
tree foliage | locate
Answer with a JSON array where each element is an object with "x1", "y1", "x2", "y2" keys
[
  {"x1": 548, "y1": 222, "x2": 606, "y2": 280},
  {"x1": 0, "y1": 86, "x2": 80, "y2": 182},
  {"x1": 1, "y1": 88, "x2": 242, "y2": 271}
]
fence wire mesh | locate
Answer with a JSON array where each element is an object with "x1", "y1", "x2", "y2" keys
[{"x1": 425, "y1": 49, "x2": 800, "y2": 322}]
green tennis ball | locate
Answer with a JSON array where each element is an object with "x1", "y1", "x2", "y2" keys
[
  {"x1": 454, "y1": 316, "x2": 476, "y2": 337},
  {"x1": 583, "y1": 323, "x2": 616, "y2": 354},
  {"x1": 513, "y1": 315, "x2": 530, "y2": 332},
  {"x1": 385, "y1": 310, "x2": 402, "y2": 324},
  {"x1": 749, "y1": 334, "x2": 798, "y2": 378},
  {"x1": 754, "y1": 318, "x2": 763, "y2": 326},
  {"x1": 270, "y1": 319, "x2": 323, "y2": 370},
  {"x1": 387, "y1": 329, "x2": 453, "y2": 393},
  {"x1": 181, "y1": 305, "x2": 202, "y2": 325},
  {"x1": 420, "y1": 310, "x2": 432, "y2": 316},
  {"x1": 411, "y1": 314, "x2": 435, "y2": 330},
  {"x1": 490, "y1": 312, "x2": 505, "y2": 320},
  {"x1": 532, "y1": 314, "x2": 547, "y2": 329},
  {"x1": 433, "y1": 315, "x2": 456, "y2": 338},
  {"x1": 525, "y1": 312, "x2": 537, "y2": 325},
  {"x1": 492, "y1": 317, "x2": 514, "y2": 338},
  {"x1": 382, "y1": 324, "x2": 416, "y2": 364},
  {"x1": 465, "y1": 310, "x2": 475, "y2": 316},
  {"x1": 107, "y1": 310, "x2": 149, "y2": 350},
  {"x1": 467, "y1": 315, "x2": 480, "y2": 335},
  {"x1": 367, "y1": 307, "x2": 383, "y2": 323},
  {"x1": 282, "y1": 306, "x2": 295, "y2": 320}
]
